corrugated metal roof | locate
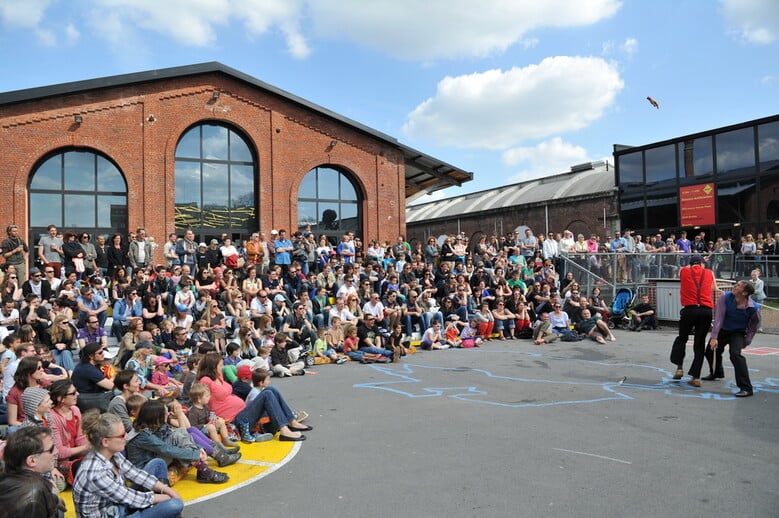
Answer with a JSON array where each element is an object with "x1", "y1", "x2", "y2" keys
[{"x1": 407, "y1": 161, "x2": 615, "y2": 223}]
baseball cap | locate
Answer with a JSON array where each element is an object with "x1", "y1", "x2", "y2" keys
[
  {"x1": 690, "y1": 254, "x2": 704, "y2": 265},
  {"x1": 198, "y1": 242, "x2": 207, "y2": 248},
  {"x1": 153, "y1": 356, "x2": 172, "y2": 366},
  {"x1": 237, "y1": 365, "x2": 253, "y2": 379},
  {"x1": 270, "y1": 229, "x2": 279, "y2": 235}
]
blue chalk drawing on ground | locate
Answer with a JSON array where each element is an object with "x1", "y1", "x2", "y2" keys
[{"x1": 353, "y1": 350, "x2": 779, "y2": 407}]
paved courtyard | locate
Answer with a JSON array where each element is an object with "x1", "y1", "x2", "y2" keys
[{"x1": 188, "y1": 329, "x2": 779, "y2": 518}]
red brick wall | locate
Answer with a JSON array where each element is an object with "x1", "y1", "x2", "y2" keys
[{"x1": 0, "y1": 72, "x2": 405, "y2": 244}]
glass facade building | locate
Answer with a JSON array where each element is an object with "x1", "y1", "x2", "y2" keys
[{"x1": 615, "y1": 114, "x2": 779, "y2": 239}]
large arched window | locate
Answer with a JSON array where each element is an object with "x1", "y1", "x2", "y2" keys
[
  {"x1": 298, "y1": 166, "x2": 361, "y2": 242},
  {"x1": 28, "y1": 149, "x2": 127, "y2": 240},
  {"x1": 175, "y1": 123, "x2": 256, "y2": 240}
]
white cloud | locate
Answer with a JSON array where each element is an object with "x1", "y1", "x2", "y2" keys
[
  {"x1": 34, "y1": 27, "x2": 56, "y2": 47},
  {"x1": 721, "y1": 0, "x2": 779, "y2": 44},
  {"x1": 0, "y1": 0, "x2": 52, "y2": 27},
  {"x1": 64, "y1": 23, "x2": 80, "y2": 45},
  {"x1": 403, "y1": 56, "x2": 624, "y2": 150},
  {"x1": 761, "y1": 74, "x2": 777, "y2": 86},
  {"x1": 621, "y1": 37, "x2": 638, "y2": 56},
  {"x1": 502, "y1": 137, "x2": 591, "y2": 183},
  {"x1": 308, "y1": 0, "x2": 621, "y2": 60},
  {"x1": 602, "y1": 37, "x2": 638, "y2": 57}
]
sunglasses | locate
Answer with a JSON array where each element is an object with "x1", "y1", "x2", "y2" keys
[{"x1": 37, "y1": 444, "x2": 56, "y2": 455}]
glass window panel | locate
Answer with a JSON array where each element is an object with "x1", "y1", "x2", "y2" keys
[
  {"x1": 317, "y1": 168, "x2": 340, "y2": 200},
  {"x1": 679, "y1": 137, "x2": 713, "y2": 179},
  {"x1": 64, "y1": 194, "x2": 95, "y2": 227},
  {"x1": 97, "y1": 156, "x2": 126, "y2": 192},
  {"x1": 63, "y1": 151, "x2": 95, "y2": 191},
  {"x1": 758, "y1": 175, "x2": 779, "y2": 222},
  {"x1": 317, "y1": 202, "x2": 340, "y2": 231},
  {"x1": 98, "y1": 195, "x2": 127, "y2": 228},
  {"x1": 716, "y1": 127, "x2": 755, "y2": 176},
  {"x1": 717, "y1": 180, "x2": 757, "y2": 225},
  {"x1": 645, "y1": 191, "x2": 678, "y2": 229},
  {"x1": 30, "y1": 155, "x2": 61, "y2": 190},
  {"x1": 202, "y1": 163, "x2": 229, "y2": 208},
  {"x1": 645, "y1": 144, "x2": 676, "y2": 185},
  {"x1": 617, "y1": 151, "x2": 643, "y2": 185},
  {"x1": 229, "y1": 165, "x2": 254, "y2": 208},
  {"x1": 298, "y1": 201, "x2": 318, "y2": 228},
  {"x1": 176, "y1": 127, "x2": 201, "y2": 159},
  {"x1": 339, "y1": 203, "x2": 358, "y2": 232},
  {"x1": 229, "y1": 130, "x2": 253, "y2": 163},
  {"x1": 340, "y1": 179, "x2": 357, "y2": 201},
  {"x1": 30, "y1": 193, "x2": 61, "y2": 227},
  {"x1": 299, "y1": 171, "x2": 317, "y2": 199},
  {"x1": 202, "y1": 125, "x2": 228, "y2": 161},
  {"x1": 758, "y1": 120, "x2": 779, "y2": 175},
  {"x1": 175, "y1": 161, "x2": 201, "y2": 206}
]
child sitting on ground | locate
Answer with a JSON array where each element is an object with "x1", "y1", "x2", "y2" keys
[
  {"x1": 313, "y1": 327, "x2": 346, "y2": 364},
  {"x1": 460, "y1": 318, "x2": 484, "y2": 348},
  {"x1": 387, "y1": 322, "x2": 409, "y2": 359},
  {"x1": 232, "y1": 365, "x2": 254, "y2": 400},
  {"x1": 420, "y1": 320, "x2": 448, "y2": 350},
  {"x1": 444, "y1": 319, "x2": 462, "y2": 348},
  {"x1": 326, "y1": 316, "x2": 345, "y2": 352},
  {"x1": 187, "y1": 382, "x2": 240, "y2": 450},
  {"x1": 150, "y1": 356, "x2": 184, "y2": 397}
]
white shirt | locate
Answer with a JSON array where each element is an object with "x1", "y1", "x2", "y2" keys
[{"x1": 362, "y1": 300, "x2": 385, "y2": 319}]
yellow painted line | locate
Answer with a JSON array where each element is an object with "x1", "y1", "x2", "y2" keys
[{"x1": 61, "y1": 437, "x2": 298, "y2": 517}]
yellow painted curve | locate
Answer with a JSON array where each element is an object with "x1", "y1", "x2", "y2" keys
[{"x1": 61, "y1": 437, "x2": 299, "y2": 516}]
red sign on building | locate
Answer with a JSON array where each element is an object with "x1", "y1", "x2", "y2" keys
[{"x1": 679, "y1": 183, "x2": 716, "y2": 226}]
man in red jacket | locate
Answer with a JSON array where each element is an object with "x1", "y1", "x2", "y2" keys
[{"x1": 670, "y1": 254, "x2": 716, "y2": 387}]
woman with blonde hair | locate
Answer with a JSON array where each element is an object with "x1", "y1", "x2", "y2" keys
[
  {"x1": 115, "y1": 317, "x2": 144, "y2": 367},
  {"x1": 48, "y1": 314, "x2": 78, "y2": 372}
]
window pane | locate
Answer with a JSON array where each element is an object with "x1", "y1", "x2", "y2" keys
[
  {"x1": 758, "y1": 120, "x2": 779, "y2": 175},
  {"x1": 175, "y1": 161, "x2": 201, "y2": 206},
  {"x1": 679, "y1": 137, "x2": 713, "y2": 179},
  {"x1": 340, "y1": 179, "x2": 357, "y2": 201},
  {"x1": 177, "y1": 127, "x2": 201, "y2": 159},
  {"x1": 97, "y1": 156, "x2": 126, "y2": 192},
  {"x1": 202, "y1": 125, "x2": 228, "y2": 161},
  {"x1": 617, "y1": 151, "x2": 643, "y2": 185},
  {"x1": 317, "y1": 168, "x2": 339, "y2": 199},
  {"x1": 298, "y1": 201, "x2": 318, "y2": 228},
  {"x1": 98, "y1": 195, "x2": 127, "y2": 228},
  {"x1": 30, "y1": 155, "x2": 61, "y2": 190},
  {"x1": 716, "y1": 127, "x2": 755, "y2": 176},
  {"x1": 645, "y1": 191, "x2": 678, "y2": 229},
  {"x1": 202, "y1": 163, "x2": 229, "y2": 208},
  {"x1": 317, "y1": 203, "x2": 340, "y2": 231},
  {"x1": 339, "y1": 202, "x2": 358, "y2": 232},
  {"x1": 30, "y1": 193, "x2": 61, "y2": 227},
  {"x1": 64, "y1": 194, "x2": 95, "y2": 227},
  {"x1": 717, "y1": 180, "x2": 757, "y2": 225},
  {"x1": 229, "y1": 130, "x2": 252, "y2": 163},
  {"x1": 299, "y1": 171, "x2": 317, "y2": 199},
  {"x1": 64, "y1": 151, "x2": 95, "y2": 191},
  {"x1": 645, "y1": 144, "x2": 676, "y2": 184},
  {"x1": 230, "y1": 165, "x2": 254, "y2": 208}
]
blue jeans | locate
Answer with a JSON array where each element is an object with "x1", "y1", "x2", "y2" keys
[
  {"x1": 52, "y1": 348, "x2": 75, "y2": 371},
  {"x1": 122, "y1": 458, "x2": 183, "y2": 518},
  {"x1": 233, "y1": 385, "x2": 295, "y2": 432},
  {"x1": 359, "y1": 346, "x2": 392, "y2": 357}
]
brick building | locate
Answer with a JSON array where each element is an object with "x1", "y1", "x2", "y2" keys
[{"x1": 0, "y1": 62, "x2": 471, "y2": 260}]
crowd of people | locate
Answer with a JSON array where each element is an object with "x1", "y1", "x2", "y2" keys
[{"x1": 0, "y1": 222, "x2": 771, "y2": 516}]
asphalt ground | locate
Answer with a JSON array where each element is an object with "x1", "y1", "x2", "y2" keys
[{"x1": 187, "y1": 329, "x2": 779, "y2": 518}]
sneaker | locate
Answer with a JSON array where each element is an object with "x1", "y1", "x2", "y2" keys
[
  {"x1": 375, "y1": 357, "x2": 391, "y2": 363},
  {"x1": 439, "y1": 344, "x2": 450, "y2": 349},
  {"x1": 196, "y1": 467, "x2": 229, "y2": 484},
  {"x1": 253, "y1": 432, "x2": 274, "y2": 442},
  {"x1": 335, "y1": 357, "x2": 347, "y2": 364}
]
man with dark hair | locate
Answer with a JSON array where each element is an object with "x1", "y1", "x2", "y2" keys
[
  {"x1": 1, "y1": 425, "x2": 66, "y2": 516},
  {"x1": 629, "y1": 294, "x2": 657, "y2": 331},
  {"x1": 704, "y1": 280, "x2": 760, "y2": 397}
]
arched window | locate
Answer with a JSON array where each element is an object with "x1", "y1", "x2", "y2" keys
[
  {"x1": 174, "y1": 123, "x2": 256, "y2": 239},
  {"x1": 28, "y1": 149, "x2": 127, "y2": 240},
  {"x1": 298, "y1": 166, "x2": 361, "y2": 242}
]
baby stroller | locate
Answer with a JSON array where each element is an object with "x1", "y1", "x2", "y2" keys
[{"x1": 609, "y1": 287, "x2": 635, "y2": 329}]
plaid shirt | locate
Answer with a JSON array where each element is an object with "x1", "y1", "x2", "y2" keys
[{"x1": 73, "y1": 450, "x2": 157, "y2": 518}]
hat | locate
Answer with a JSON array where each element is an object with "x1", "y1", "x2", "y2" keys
[
  {"x1": 690, "y1": 254, "x2": 704, "y2": 265},
  {"x1": 22, "y1": 387, "x2": 50, "y2": 419},
  {"x1": 270, "y1": 229, "x2": 279, "y2": 235},
  {"x1": 153, "y1": 356, "x2": 172, "y2": 366},
  {"x1": 103, "y1": 347, "x2": 118, "y2": 360},
  {"x1": 29, "y1": 267, "x2": 41, "y2": 275},
  {"x1": 210, "y1": 239, "x2": 219, "y2": 245},
  {"x1": 237, "y1": 365, "x2": 253, "y2": 380},
  {"x1": 274, "y1": 294, "x2": 286, "y2": 302},
  {"x1": 176, "y1": 303, "x2": 189, "y2": 312},
  {"x1": 199, "y1": 242, "x2": 207, "y2": 248},
  {"x1": 136, "y1": 340, "x2": 153, "y2": 350}
]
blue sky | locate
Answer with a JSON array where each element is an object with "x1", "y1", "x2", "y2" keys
[{"x1": 1, "y1": 0, "x2": 778, "y2": 204}]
